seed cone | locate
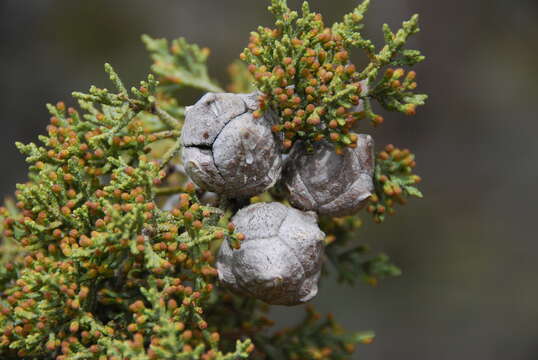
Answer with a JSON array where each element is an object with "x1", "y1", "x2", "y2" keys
[
  {"x1": 282, "y1": 134, "x2": 374, "y2": 217},
  {"x1": 216, "y1": 202, "x2": 325, "y2": 306},
  {"x1": 181, "y1": 92, "x2": 282, "y2": 198}
]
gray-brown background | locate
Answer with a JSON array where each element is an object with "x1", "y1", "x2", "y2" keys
[{"x1": 1, "y1": 0, "x2": 537, "y2": 359}]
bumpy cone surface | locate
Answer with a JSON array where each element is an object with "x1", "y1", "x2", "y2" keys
[
  {"x1": 181, "y1": 92, "x2": 282, "y2": 198},
  {"x1": 282, "y1": 134, "x2": 375, "y2": 217},
  {"x1": 217, "y1": 202, "x2": 325, "y2": 306}
]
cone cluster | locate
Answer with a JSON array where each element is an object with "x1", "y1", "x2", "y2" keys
[{"x1": 181, "y1": 92, "x2": 375, "y2": 305}]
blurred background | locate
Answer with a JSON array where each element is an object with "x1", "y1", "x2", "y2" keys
[{"x1": 1, "y1": 0, "x2": 537, "y2": 359}]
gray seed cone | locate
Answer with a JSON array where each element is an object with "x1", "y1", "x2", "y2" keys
[
  {"x1": 216, "y1": 202, "x2": 325, "y2": 306},
  {"x1": 181, "y1": 92, "x2": 282, "y2": 198},
  {"x1": 281, "y1": 134, "x2": 375, "y2": 217}
]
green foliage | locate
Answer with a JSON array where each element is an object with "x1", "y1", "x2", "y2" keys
[
  {"x1": 0, "y1": 66, "x2": 251, "y2": 359},
  {"x1": 0, "y1": 1, "x2": 426, "y2": 359},
  {"x1": 226, "y1": 61, "x2": 256, "y2": 94},
  {"x1": 241, "y1": 0, "x2": 427, "y2": 151},
  {"x1": 0, "y1": 203, "x2": 23, "y2": 296},
  {"x1": 321, "y1": 216, "x2": 401, "y2": 286},
  {"x1": 367, "y1": 144, "x2": 423, "y2": 223},
  {"x1": 256, "y1": 306, "x2": 374, "y2": 359},
  {"x1": 335, "y1": 249, "x2": 402, "y2": 286},
  {"x1": 143, "y1": 35, "x2": 223, "y2": 94}
]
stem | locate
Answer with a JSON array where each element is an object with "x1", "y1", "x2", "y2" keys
[
  {"x1": 148, "y1": 129, "x2": 181, "y2": 142},
  {"x1": 155, "y1": 105, "x2": 182, "y2": 130},
  {"x1": 159, "y1": 139, "x2": 181, "y2": 170},
  {"x1": 155, "y1": 185, "x2": 186, "y2": 196}
]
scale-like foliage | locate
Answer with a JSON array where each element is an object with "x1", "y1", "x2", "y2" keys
[
  {"x1": 241, "y1": 0, "x2": 427, "y2": 151},
  {"x1": 367, "y1": 145, "x2": 423, "y2": 223},
  {"x1": 322, "y1": 216, "x2": 401, "y2": 286},
  {"x1": 258, "y1": 306, "x2": 374, "y2": 359},
  {"x1": 0, "y1": 66, "x2": 251, "y2": 359}
]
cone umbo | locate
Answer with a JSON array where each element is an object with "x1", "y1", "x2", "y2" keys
[
  {"x1": 216, "y1": 202, "x2": 325, "y2": 306},
  {"x1": 181, "y1": 92, "x2": 282, "y2": 198},
  {"x1": 282, "y1": 134, "x2": 375, "y2": 217}
]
